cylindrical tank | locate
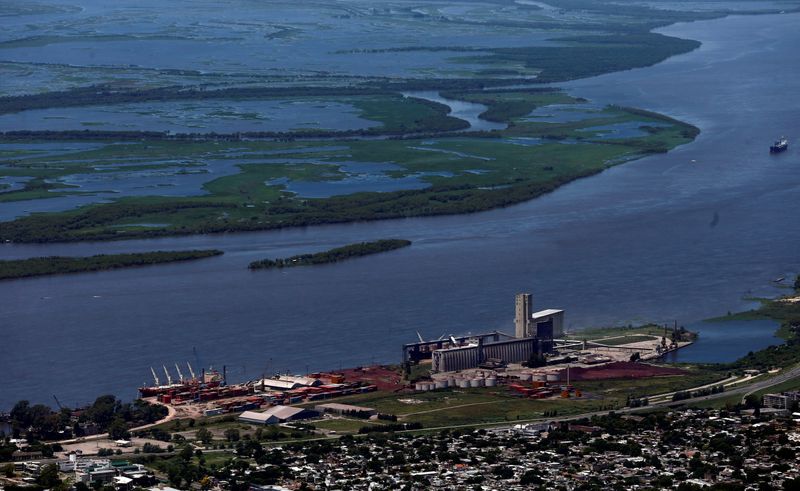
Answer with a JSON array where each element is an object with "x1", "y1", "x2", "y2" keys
[
  {"x1": 533, "y1": 373, "x2": 547, "y2": 382},
  {"x1": 546, "y1": 373, "x2": 560, "y2": 382},
  {"x1": 485, "y1": 377, "x2": 497, "y2": 387},
  {"x1": 518, "y1": 373, "x2": 532, "y2": 382},
  {"x1": 458, "y1": 379, "x2": 470, "y2": 388},
  {"x1": 415, "y1": 383, "x2": 426, "y2": 391},
  {"x1": 435, "y1": 380, "x2": 448, "y2": 390},
  {"x1": 469, "y1": 379, "x2": 480, "y2": 388},
  {"x1": 448, "y1": 377, "x2": 457, "y2": 386}
]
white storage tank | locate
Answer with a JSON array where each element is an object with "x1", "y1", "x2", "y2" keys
[
  {"x1": 469, "y1": 378, "x2": 481, "y2": 388},
  {"x1": 518, "y1": 373, "x2": 533, "y2": 382},
  {"x1": 485, "y1": 377, "x2": 498, "y2": 387},
  {"x1": 533, "y1": 373, "x2": 547, "y2": 382},
  {"x1": 435, "y1": 380, "x2": 448, "y2": 390},
  {"x1": 546, "y1": 373, "x2": 560, "y2": 382},
  {"x1": 458, "y1": 379, "x2": 470, "y2": 388},
  {"x1": 415, "y1": 382, "x2": 426, "y2": 391}
]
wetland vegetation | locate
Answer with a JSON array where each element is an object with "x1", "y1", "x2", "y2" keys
[
  {"x1": 0, "y1": 89, "x2": 699, "y2": 243},
  {"x1": 4, "y1": 0, "x2": 785, "y2": 244}
]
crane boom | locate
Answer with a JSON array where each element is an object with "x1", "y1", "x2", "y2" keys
[
  {"x1": 187, "y1": 362, "x2": 196, "y2": 380},
  {"x1": 150, "y1": 367, "x2": 160, "y2": 386},
  {"x1": 163, "y1": 365, "x2": 172, "y2": 385},
  {"x1": 175, "y1": 363, "x2": 185, "y2": 382}
]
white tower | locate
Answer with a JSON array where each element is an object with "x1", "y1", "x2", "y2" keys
[{"x1": 515, "y1": 293, "x2": 532, "y2": 338}]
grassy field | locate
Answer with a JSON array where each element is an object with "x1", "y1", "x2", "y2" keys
[
  {"x1": 293, "y1": 366, "x2": 722, "y2": 428},
  {"x1": 310, "y1": 418, "x2": 383, "y2": 433},
  {"x1": 598, "y1": 335, "x2": 659, "y2": 346},
  {"x1": 0, "y1": 90, "x2": 699, "y2": 243},
  {"x1": 570, "y1": 324, "x2": 672, "y2": 341}
]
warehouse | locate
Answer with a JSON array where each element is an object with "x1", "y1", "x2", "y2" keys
[
  {"x1": 431, "y1": 337, "x2": 545, "y2": 373},
  {"x1": 239, "y1": 405, "x2": 318, "y2": 425}
]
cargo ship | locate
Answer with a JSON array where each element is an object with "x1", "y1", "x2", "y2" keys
[
  {"x1": 770, "y1": 136, "x2": 788, "y2": 153},
  {"x1": 139, "y1": 363, "x2": 222, "y2": 397}
]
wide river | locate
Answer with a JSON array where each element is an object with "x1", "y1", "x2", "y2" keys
[{"x1": 2, "y1": 13, "x2": 799, "y2": 409}]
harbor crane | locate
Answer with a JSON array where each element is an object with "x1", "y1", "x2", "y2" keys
[
  {"x1": 187, "y1": 362, "x2": 196, "y2": 380},
  {"x1": 163, "y1": 365, "x2": 172, "y2": 385},
  {"x1": 150, "y1": 367, "x2": 160, "y2": 386},
  {"x1": 175, "y1": 363, "x2": 185, "y2": 382}
]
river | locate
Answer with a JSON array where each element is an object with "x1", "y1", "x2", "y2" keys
[{"x1": 1, "y1": 12, "x2": 799, "y2": 409}]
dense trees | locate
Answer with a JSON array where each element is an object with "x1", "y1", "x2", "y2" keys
[
  {"x1": 6, "y1": 396, "x2": 167, "y2": 441},
  {"x1": 0, "y1": 250, "x2": 223, "y2": 280},
  {"x1": 249, "y1": 239, "x2": 411, "y2": 269},
  {"x1": 195, "y1": 427, "x2": 213, "y2": 444}
]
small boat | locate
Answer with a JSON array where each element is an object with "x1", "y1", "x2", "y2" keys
[{"x1": 770, "y1": 136, "x2": 788, "y2": 153}]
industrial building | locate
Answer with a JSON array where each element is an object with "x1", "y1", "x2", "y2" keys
[
  {"x1": 405, "y1": 293, "x2": 563, "y2": 373},
  {"x1": 239, "y1": 405, "x2": 318, "y2": 425},
  {"x1": 763, "y1": 391, "x2": 800, "y2": 410},
  {"x1": 515, "y1": 293, "x2": 564, "y2": 340}
]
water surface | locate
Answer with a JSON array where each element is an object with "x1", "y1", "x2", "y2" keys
[
  {"x1": 666, "y1": 319, "x2": 781, "y2": 363},
  {"x1": 2, "y1": 13, "x2": 800, "y2": 408}
]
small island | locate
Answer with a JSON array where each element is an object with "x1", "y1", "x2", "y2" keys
[
  {"x1": 0, "y1": 249, "x2": 223, "y2": 280},
  {"x1": 249, "y1": 239, "x2": 411, "y2": 270}
]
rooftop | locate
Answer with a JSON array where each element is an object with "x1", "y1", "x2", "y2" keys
[{"x1": 531, "y1": 309, "x2": 564, "y2": 318}]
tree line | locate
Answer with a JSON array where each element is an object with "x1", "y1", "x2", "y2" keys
[
  {"x1": 249, "y1": 239, "x2": 411, "y2": 270},
  {"x1": 0, "y1": 249, "x2": 223, "y2": 280}
]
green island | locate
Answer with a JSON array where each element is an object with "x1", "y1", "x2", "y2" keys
[
  {"x1": 0, "y1": 88, "x2": 699, "y2": 243},
  {"x1": 249, "y1": 239, "x2": 411, "y2": 270},
  {"x1": 0, "y1": 249, "x2": 223, "y2": 280}
]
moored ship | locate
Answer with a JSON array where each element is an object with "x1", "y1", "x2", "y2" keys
[
  {"x1": 770, "y1": 136, "x2": 788, "y2": 153},
  {"x1": 139, "y1": 363, "x2": 222, "y2": 397}
]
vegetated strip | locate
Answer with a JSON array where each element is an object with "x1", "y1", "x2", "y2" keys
[
  {"x1": 249, "y1": 239, "x2": 411, "y2": 270},
  {"x1": 0, "y1": 249, "x2": 223, "y2": 280}
]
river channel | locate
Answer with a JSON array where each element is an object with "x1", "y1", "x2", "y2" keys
[{"x1": 1, "y1": 13, "x2": 799, "y2": 408}]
